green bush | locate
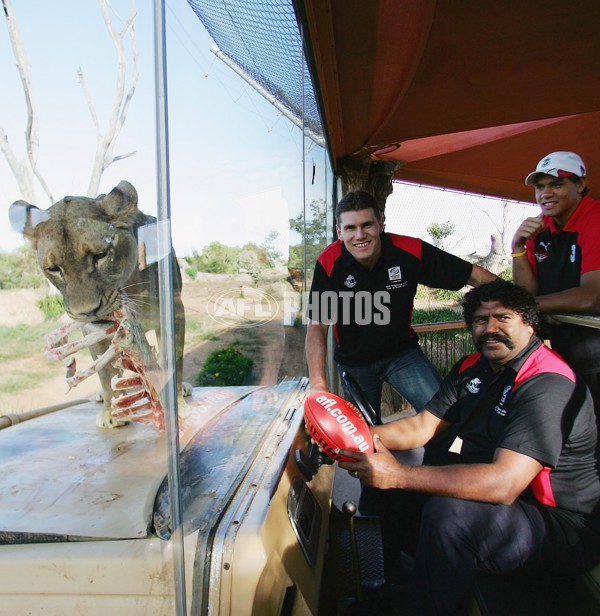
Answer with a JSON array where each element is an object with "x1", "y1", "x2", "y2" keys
[
  {"x1": 499, "y1": 265, "x2": 513, "y2": 281},
  {"x1": 0, "y1": 247, "x2": 45, "y2": 289},
  {"x1": 412, "y1": 307, "x2": 462, "y2": 324},
  {"x1": 195, "y1": 345, "x2": 254, "y2": 386},
  {"x1": 38, "y1": 294, "x2": 65, "y2": 320},
  {"x1": 434, "y1": 288, "x2": 462, "y2": 302}
]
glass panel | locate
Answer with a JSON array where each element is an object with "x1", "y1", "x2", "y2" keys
[
  {"x1": 0, "y1": 0, "x2": 333, "y2": 612},
  {"x1": 167, "y1": 11, "x2": 307, "y2": 388},
  {"x1": 299, "y1": 56, "x2": 335, "y2": 390},
  {"x1": 0, "y1": 2, "x2": 181, "y2": 613}
]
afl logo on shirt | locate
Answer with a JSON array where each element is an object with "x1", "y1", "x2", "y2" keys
[
  {"x1": 388, "y1": 266, "x2": 402, "y2": 282},
  {"x1": 466, "y1": 378, "x2": 481, "y2": 394},
  {"x1": 344, "y1": 275, "x2": 357, "y2": 288},
  {"x1": 494, "y1": 386, "x2": 512, "y2": 417}
]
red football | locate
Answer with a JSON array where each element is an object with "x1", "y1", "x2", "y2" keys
[{"x1": 303, "y1": 391, "x2": 374, "y2": 462}]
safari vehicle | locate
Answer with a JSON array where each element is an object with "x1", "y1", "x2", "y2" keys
[
  {"x1": 2, "y1": 1, "x2": 600, "y2": 615},
  {"x1": 0, "y1": 379, "x2": 333, "y2": 615},
  {"x1": 2, "y1": 377, "x2": 600, "y2": 616}
]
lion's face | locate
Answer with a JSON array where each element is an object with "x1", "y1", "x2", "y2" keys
[{"x1": 10, "y1": 181, "x2": 150, "y2": 321}]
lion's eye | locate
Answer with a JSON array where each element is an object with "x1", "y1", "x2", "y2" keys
[
  {"x1": 44, "y1": 264, "x2": 63, "y2": 280},
  {"x1": 93, "y1": 251, "x2": 109, "y2": 264}
]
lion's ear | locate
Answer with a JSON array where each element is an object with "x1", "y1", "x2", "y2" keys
[
  {"x1": 9, "y1": 201, "x2": 49, "y2": 238},
  {"x1": 99, "y1": 181, "x2": 139, "y2": 219}
]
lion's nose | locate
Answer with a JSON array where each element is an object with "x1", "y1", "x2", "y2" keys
[{"x1": 68, "y1": 299, "x2": 104, "y2": 321}]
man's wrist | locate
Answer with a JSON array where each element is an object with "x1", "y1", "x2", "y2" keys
[{"x1": 309, "y1": 378, "x2": 328, "y2": 391}]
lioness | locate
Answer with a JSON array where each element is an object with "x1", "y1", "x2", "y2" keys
[{"x1": 9, "y1": 180, "x2": 188, "y2": 428}]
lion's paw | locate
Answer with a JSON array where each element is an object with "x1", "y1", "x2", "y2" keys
[
  {"x1": 96, "y1": 408, "x2": 127, "y2": 429},
  {"x1": 177, "y1": 397, "x2": 190, "y2": 420}
]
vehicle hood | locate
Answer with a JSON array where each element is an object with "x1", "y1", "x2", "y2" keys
[{"x1": 0, "y1": 386, "x2": 269, "y2": 541}]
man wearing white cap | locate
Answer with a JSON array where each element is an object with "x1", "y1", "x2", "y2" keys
[{"x1": 512, "y1": 151, "x2": 600, "y2": 420}]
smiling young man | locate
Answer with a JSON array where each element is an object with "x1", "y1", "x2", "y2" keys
[
  {"x1": 338, "y1": 280, "x2": 600, "y2": 615},
  {"x1": 512, "y1": 151, "x2": 600, "y2": 421},
  {"x1": 305, "y1": 190, "x2": 495, "y2": 420}
]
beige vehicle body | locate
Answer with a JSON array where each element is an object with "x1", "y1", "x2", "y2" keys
[
  {"x1": 2, "y1": 375, "x2": 600, "y2": 616},
  {"x1": 0, "y1": 378, "x2": 335, "y2": 615}
]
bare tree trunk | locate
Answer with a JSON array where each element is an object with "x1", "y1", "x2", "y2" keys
[
  {"x1": 1, "y1": 0, "x2": 52, "y2": 203},
  {"x1": 84, "y1": 0, "x2": 139, "y2": 197},
  {"x1": 0, "y1": 126, "x2": 35, "y2": 202},
  {"x1": 0, "y1": 0, "x2": 138, "y2": 203}
]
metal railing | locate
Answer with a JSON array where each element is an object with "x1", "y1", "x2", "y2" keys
[
  {"x1": 414, "y1": 320, "x2": 476, "y2": 377},
  {"x1": 378, "y1": 320, "x2": 476, "y2": 416}
]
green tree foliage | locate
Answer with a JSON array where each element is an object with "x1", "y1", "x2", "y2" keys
[
  {"x1": 183, "y1": 240, "x2": 277, "y2": 277},
  {"x1": 426, "y1": 220, "x2": 456, "y2": 249},
  {"x1": 0, "y1": 246, "x2": 46, "y2": 289},
  {"x1": 195, "y1": 345, "x2": 254, "y2": 386},
  {"x1": 186, "y1": 242, "x2": 240, "y2": 274},
  {"x1": 238, "y1": 241, "x2": 273, "y2": 281},
  {"x1": 288, "y1": 199, "x2": 328, "y2": 270},
  {"x1": 260, "y1": 230, "x2": 283, "y2": 267}
]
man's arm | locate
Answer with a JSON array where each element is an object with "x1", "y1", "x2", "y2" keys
[
  {"x1": 534, "y1": 270, "x2": 600, "y2": 314},
  {"x1": 511, "y1": 215, "x2": 544, "y2": 295},
  {"x1": 338, "y1": 438, "x2": 543, "y2": 505},
  {"x1": 511, "y1": 252, "x2": 540, "y2": 295},
  {"x1": 466, "y1": 264, "x2": 497, "y2": 287},
  {"x1": 511, "y1": 215, "x2": 600, "y2": 313},
  {"x1": 305, "y1": 319, "x2": 330, "y2": 390},
  {"x1": 371, "y1": 409, "x2": 448, "y2": 451}
]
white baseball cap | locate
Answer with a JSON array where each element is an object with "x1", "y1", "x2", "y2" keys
[{"x1": 525, "y1": 151, "x2": 587, "y2": 185}]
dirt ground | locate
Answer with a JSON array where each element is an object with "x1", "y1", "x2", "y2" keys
[
  {"x1": 181, "y1": 272, "x2": 306, "y2": 383},
  {"x1": 1, "y1": 270, "x2": 442, "y2": 417},
  {"x1": 0, "y1": 271, "x2": 307, "y2": 415}
]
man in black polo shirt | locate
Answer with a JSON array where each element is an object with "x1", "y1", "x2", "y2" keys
[
  {"x1": 512, "y1": 151, "x2": 600, "y2": 421},
  {"x1": 339, "y1": 280, "x2": 600, "y2": 615},
  {"x1": 305, "y1": 190, "x2": 495, "y2": 416}
]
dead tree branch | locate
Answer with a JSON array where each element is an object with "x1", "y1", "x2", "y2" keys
[
  {"x1": 1, "y1": 0, "x2": 53, "y2": 202},
  {"x1": 1, "y1": 0, "x2": 138, "y2": 203},
  {"x1": 84, "y1": 0, "x2": 139, "y2": 196}
]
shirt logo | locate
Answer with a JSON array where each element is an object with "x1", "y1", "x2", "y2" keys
[
  {"x1": 570, "y1": 245, "x2": 576, "y2": 263},
  {"x1": 536, "y1": 239, "x2": 550, "y2": 263},
  {"x1": 344, "y1": 275, "x2": 357, "y2": 288},
  {"x1": 466, "y1": 378, "x2": 481, "y2": 394},
  {"x1": 494, "y1": 386, "x2": 512, "y2": 417},
  {"x1": 388, "y1": 266, "x2": 402, "y2": 282}
]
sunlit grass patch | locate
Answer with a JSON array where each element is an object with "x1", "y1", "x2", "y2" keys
[{"x1": 0, "y1": 322, "x2": 61, "y2": 361}]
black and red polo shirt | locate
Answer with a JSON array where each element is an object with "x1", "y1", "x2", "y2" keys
[
  {"x1": 524, "y1": 195, "x2": 600, "y2": 372},
  {"x1": 426, "y1": 337, "x2": 600, "y2": 518},
  {"x1": 525, "y1": 195, "x2": 600, "y2": 293},
  {"x1": 306, "y1": 233, "x2": 473, "y2": 366}
]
